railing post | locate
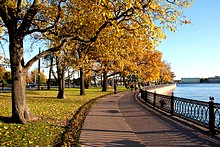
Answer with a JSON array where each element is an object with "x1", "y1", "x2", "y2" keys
[
  {"x1": 153, "y1": 91, "x2": 156, "y2": 107},
  {"x1": 171, "y1": 92, "x2": 174, "y2": 115},
  {"x1": 144, "y1": 90, "x2": 147, "y2": 103},
  {"x1": 209, "y1": 97, "x2": 215, "y2": 134},
  {"x1": 140, "y1": 89, "x2": 144, "y2": 100}
]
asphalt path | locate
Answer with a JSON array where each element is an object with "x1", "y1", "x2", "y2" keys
[
  {"x1": 79, "y1": 91, "x2": 220, "y2": 146},
  {"x1": 119, "y1": 91, "x2": 220, "y2": 146},
  {"x1": 79, "y1": 92, "x2": 145, "y2": 146}
]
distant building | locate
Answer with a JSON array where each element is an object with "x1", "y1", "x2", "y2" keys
[
  {"x1": 208, "y1": 76, "x2": 220, "y2": 83},
  {"x1": 180, "y1": 78, "x2": 200, "y2": 84}
]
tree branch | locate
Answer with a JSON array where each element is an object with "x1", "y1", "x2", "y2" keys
[
  {"x1": 24, "y1": 0, "x2": 63, "y2": 35},
  {"x1": 18, "y1": 0, "x2": 41, "y2": 35},
  {"x1": 51, "y1": 68, "x2": 58, "y2": 82},
  {"x1": 24, "y1": 39, "x2": 68, "y2": 71},
  {"x1": 107, "y1": 72, "x2": 121, "y2": 78},
  {"x1": 166, "y1": 0, "x2": 176, "y2": 4},
  {"x1": 16, "y1": 0, "x2": 22, "y2": 21},
  {"x1": 0, "y1": 0, "x2": 15, "y2": 30}
]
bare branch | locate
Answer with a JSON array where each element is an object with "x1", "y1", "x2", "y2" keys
[
  {"x1": 24, "y1": 39, "x2": 68, "y2": 71},
  {"x1": 107, "y1": 72, "x2": 121, "y2": 78},
  {"x1": 166, "y1": 0, "x2": 176, "y2": 4},
  {"x1": 51, "y1": 68, "x2": 58, "y2": 81}
]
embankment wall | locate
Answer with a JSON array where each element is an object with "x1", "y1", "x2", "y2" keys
[{"x1": 147, "y1": 84, "x2": 176, "y2": 95}]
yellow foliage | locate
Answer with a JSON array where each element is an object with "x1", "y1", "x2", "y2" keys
[
  {"x1": 30, "y1": 69, "x2": 47, "y2": 84},
  {"x1": 1, "y1": 0, "x2": 192, "y2": 83}
]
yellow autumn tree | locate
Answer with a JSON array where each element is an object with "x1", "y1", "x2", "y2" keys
[
  {"x1": 48, "y1": 0, "x2": 193, "y2": 92},
  {"x1": 159, "y1": 61, "x2": 175, "y2": 84},
  {"x1": 89, "y1": 22, "x2": 159, "y2": 89},
  {"x1": 30, "y1": 69, "x2": 47, "y2": 84},
  {"x1": 0, "y1": 0, "x2": 193, "y2": 123},
  {"x1": 135, "y1": 50, "x2": 163, "y2": 83}
]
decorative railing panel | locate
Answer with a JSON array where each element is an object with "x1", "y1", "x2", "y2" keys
[
  {"x1": 173, "y1": 97, "x2": 209, "y2": 127},
  {"x1": 155, "y1": 93, "x2": 171, "y2": 112},
  {"x1": 215, "y1": 103, "x2": 220, "y2": 128},
  {"x1": 147, "y1": 92, "x2": 154, "y2": 104}
]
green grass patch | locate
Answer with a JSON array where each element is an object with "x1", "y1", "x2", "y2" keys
[{"x1": 0, "y1": 87, "x2": 127, "y2": 146}]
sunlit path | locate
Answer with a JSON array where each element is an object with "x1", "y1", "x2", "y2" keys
[{"x1": 79, "y1": 91, "x2": 220, "y2": 146}]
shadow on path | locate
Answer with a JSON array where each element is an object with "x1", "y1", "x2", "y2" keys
[
  {"x1": 119, "y1": 92, "x2": 220, "y2": 146},
  {"x1": 79, "y1": 92, "x2": 145, "y2": 146}
]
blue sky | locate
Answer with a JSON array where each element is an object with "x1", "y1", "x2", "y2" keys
[{"x1": 158, "y1": 0, "x2": 220, "y2": 80}]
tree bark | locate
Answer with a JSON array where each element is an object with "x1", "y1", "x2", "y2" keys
[
  {"x1": 10, "y1": 34, "x2": 38, "y2": 124},
  {"x1": 102, "y1": 70, "x2": 107, "y2": 91},
  {"x1": 56, "y1": 57, "x2": 65, "y2": 99},
  {"x1": 67, "y1": 69, "x2": 70, "y2": 88},
  {"x1": 93, "y1": 73, "x2": 97, "y2": 87},
  {"x1": 80, "y1": 68, "x2": 85, "y2": 95},
  {"x1": 57, "y1": 74, "x2": 65, "y2": 98},
  {"x1": 85, "y1": 76, "x2": 90, "y2": 89},
  {"x1": 47, "y1": 55, "x2": 54, "y2": 90}
]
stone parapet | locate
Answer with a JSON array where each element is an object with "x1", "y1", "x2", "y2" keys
[{"x1": 146, "y1": 84, "x2": 176, "y2": 95}]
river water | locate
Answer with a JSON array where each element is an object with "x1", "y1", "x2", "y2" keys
[{"x1": 173, "y1": 84, "x2": 220, "y2": 103}]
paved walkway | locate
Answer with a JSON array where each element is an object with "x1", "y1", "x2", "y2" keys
[{"x1": 79, "y1": 91, "x2": 220, "y2": 146}]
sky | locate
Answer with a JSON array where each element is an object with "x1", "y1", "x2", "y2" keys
[{"x1": 157, "y1": 0, "x2": 220, "y2": 80}]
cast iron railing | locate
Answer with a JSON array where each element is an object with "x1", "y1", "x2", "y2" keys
[{"x1": 139, "y1": 88, "x2": 220, "y2": 134}]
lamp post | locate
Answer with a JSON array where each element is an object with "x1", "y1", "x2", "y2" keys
[{"x1": 38, "y1": 47, "x2": 41, "y2": 90}]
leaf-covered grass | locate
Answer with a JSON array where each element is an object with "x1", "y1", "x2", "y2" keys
[{"x1": 0, "y1": 86, "x2": 128, "y2": 146}]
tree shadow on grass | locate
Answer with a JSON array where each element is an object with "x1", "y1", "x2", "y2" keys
[
  {"x1": 0, "y1": 91, "x2": 11, "y2": 99},
  {"x1": 0, "y1": 116, "x2": 15, "y2": 124},
  {"x1": 0, "y1": 91, "x2": 11, "y2": 93},
  {"x1": 28, "y1": 96, "x2": 57, "y2": 99}
]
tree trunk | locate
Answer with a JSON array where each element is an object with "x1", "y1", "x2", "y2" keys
[
  {"x1": 85, "y1": 76, "x2": 90, "y2": 89},
  {"x1": 57, "y1": 74, "x2": 65, "y2": 98},
  {"x1": 100, "y1": 74, "x2": 102, "y2": 87},
  {"x1": 47, "y1": 55, "x2": 54, "y2": 90},
  {"x1": 10, "y1": 34, "x2": 38, "y2": 124},
  {"x1": 67, "y1": 69, "x2": 70, "y2": 88},
  {"x1": 122, "y1": 76, "x2": 126, "y2": 87},
  {"x1": 93, "y1": 73, "x2": 97, "y2": 87},
  {"x1": 102, "y1": 70, "x2": 107, "y2": 91},
  {"x1": 80, "y1": 68, "x2": 85, "y2": 95},
  {"x1": 56, "y1": 57, "x2": 65, "y2": 98}
]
